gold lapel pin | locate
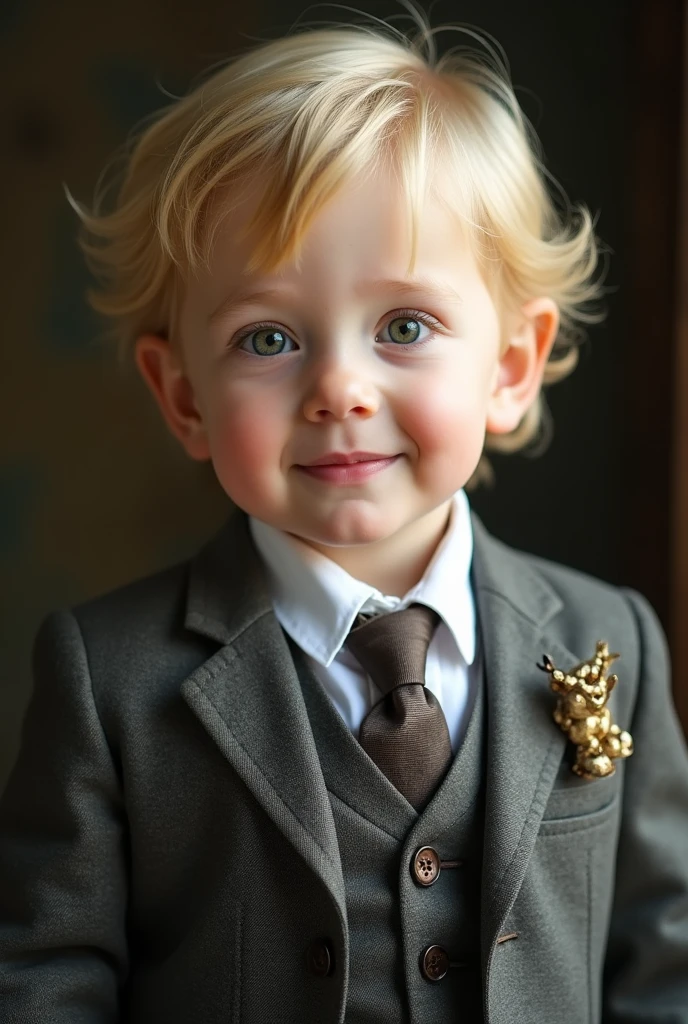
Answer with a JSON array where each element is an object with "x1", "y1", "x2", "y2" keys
[{"x1": 537, "y1": 641, "x2": 633, "y2": 780}]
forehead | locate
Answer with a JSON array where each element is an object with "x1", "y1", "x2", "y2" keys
[{"x1": 186, "y1": 162, "x2": 480, "y2": 317}]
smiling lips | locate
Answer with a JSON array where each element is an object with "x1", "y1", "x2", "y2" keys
[
  {"x1": 297, "y1": 451, "x2": 401, "y2": 483},
  {"x1": 304, "y1": 451, "x2": 394, "y2": 466}
]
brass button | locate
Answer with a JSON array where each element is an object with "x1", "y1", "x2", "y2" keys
[
  {"x1": 412, "y1": 846, "x2": 441, "y2": 886},
  {"x1": 305, "y1": 938, "x2": 334, "y2": 977}
]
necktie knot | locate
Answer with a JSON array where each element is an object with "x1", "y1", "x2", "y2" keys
[{"x1": 346, "y1": 602, "x2": 440, "y2": 696}]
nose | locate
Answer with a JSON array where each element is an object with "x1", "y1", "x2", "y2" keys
[{"x1": 301, "y1": 359, "x2": 380, "y2": 423}]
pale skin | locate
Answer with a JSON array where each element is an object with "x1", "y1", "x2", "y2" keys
[{"x1": 136, "y1": 166, "x2": 559, "y2": 596}]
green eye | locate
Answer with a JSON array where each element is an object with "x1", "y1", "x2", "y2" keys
[
  {"x1": 250, "y1": 329, "x2": 289, "y2": 356},
  {"x1": 387, "y1": 317, "x2": 422, "y2": 345}
]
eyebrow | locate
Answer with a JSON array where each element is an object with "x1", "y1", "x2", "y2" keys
[{"x1": 208, "y1": 275, "x2": 463, "y2": 327}]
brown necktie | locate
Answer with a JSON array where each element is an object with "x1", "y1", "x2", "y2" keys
[{"x1": 346, "y1": 602, "x2": 453, "y2": 811}]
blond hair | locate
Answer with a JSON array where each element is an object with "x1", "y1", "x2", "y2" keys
[{"x1": 70, "y1": 0, "x2": 606, "y2": 487}]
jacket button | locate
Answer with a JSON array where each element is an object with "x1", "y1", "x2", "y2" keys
[
  {"x1": 420, "y1": 944, "x2": 450, "y2": 981},
  {"x1": 412, "y1": 846, "x2": 441, "y2": 886},
  {"x1": 306, "y1": 938, "x2": 334, "y2": 977}
]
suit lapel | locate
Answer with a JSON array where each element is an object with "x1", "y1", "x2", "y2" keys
[
  {"x1": 179, "y1": 505, "x2": 346, "y2": 923},
  {"x1": 470, "y1": 514, "x2": 576, "y2": 975}
]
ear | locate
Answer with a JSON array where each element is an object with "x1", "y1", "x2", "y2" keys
[
  {"x1": 134, "y1": 334, "x2": 211, "y2": 461},
  {"x1": 486, "y1": 297, "x2": 560, "y2": 435}
]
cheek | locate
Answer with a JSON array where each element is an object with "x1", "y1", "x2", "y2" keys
[
  {"x1": 205, "y1": 386, "x2": 287, "y2": 484},
  {"x1": 399, "y1": 371, "x2": 488, "y2": 453}
]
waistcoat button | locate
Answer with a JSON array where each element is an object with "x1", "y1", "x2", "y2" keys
[
  {"x1": 412, "y1": 846, "x2": 441, "y2": 886},
  {"x1": 306, "y1": 938, "x2": 334, "y2": 977},
  {"x1": 420, "y1": 944, "x2": 450, "y2": 981}
]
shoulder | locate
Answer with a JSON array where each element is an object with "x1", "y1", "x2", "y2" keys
[
  {"x1": 520, "y1": 545, "x2": 631, "y2": 617},
  {"x1": 516, "y1": 543, "x2": 661, "y2": 649},
  {"x1": 527, "y1": 549, "x2": 666, "y2": 682},
  {"x1": 70, "y1": 558, "x2": 190, "y2": 649},
  {"x1": 470, "y1": 512, "x2": 666, "y2": 692},
  {"x1": 472, "y1": 511, "x2": 634, "y2": 616},
  {"x1": 35, "y1": 552, "x2": 218, "y2": 732}
]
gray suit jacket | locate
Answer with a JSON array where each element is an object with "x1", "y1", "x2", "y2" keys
[{"x1": 1, "y1": 507, "x2": 688, "y2": 1023}]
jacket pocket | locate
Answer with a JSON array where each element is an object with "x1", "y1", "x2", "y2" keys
[
  {"x1": 540, "y1": 788, "x2": 620, "y2": 834},
  {"x1": 541, "y1": 754, "x2": 623, "y2": 827}
]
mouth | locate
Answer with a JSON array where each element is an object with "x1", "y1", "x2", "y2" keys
[
  {"x1": 296, "y1": 454, "x2": 401, "y2": 484},
  {"x1": 302, "y1": 451, "x2": 398, "y2": 467}
]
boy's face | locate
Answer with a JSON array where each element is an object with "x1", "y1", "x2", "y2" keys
[{"x1": 137, "y1": 165, "x2": 557, "y2": 584}]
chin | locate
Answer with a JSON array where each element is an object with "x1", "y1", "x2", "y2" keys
[{"x1": 302, "y1": 506, "x2": 399, "y2": 549}]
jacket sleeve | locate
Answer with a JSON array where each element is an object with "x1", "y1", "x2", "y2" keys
[
  {"x1": 603, "y1": 588, "x2": 688, "y2": 1022},
  {"x1": 0, "y1": 609, "x2": 129, "y2": 1022}
]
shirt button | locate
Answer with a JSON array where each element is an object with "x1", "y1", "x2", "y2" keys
[
  {"x1": 420, "y1": 944, "x2": 450, "y2": 981},
  {"x1": 305, "y1": 938, "x2": 334, "y2": 977},
  {"x1": 412, "y1": 846, "x2": 441, "y2": 886}
]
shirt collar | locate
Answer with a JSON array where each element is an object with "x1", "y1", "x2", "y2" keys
[{"x1": 248, "y1": 489, "x2": 476, "y2": 668}]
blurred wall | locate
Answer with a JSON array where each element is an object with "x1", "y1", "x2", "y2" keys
[{"x1": 1, "y1": 0, "x2": 627, "y2": 786}]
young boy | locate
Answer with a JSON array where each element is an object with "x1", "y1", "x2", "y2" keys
[{"x1": 1, "y1": 6, "x2": 688, "y2": 1023}]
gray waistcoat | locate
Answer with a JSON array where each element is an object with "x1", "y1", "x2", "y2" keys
[{"x1": 287, "y1": 637, "x2": 486, "y2": 1024}]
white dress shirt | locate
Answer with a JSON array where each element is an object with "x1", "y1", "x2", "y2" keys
[{"x1": 248, "y1": 489, "x2": 481, "y2": 755}]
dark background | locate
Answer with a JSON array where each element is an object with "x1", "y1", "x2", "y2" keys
[{"x1": 3, "y1": 0, "x2": 679, "y2": 786}]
